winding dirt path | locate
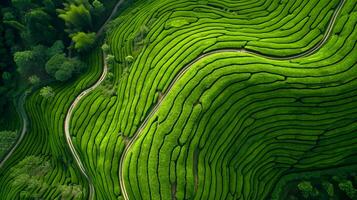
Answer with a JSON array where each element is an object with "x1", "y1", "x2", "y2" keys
[
  {"x1": 64, "y1": 0, "x2": 127, "y2": 199},
  {"x1": 0, "y1": 0, "x2": 126, "y2": 199},
  {"x1": 0, "y1": 92, "x2": 29, "y2": 169},
  {"x1": 0, "y1": 0, "x2": 344, "y2": 199},
  {"x1": 118, "y1": 0, "x2": 345, "y2": 199},
  {"x1": 64, "y1": 52, "x2": 108, "y2": 200},
  {"x1": 97, "y1": 0, "x2": 126, "y2": 37}
]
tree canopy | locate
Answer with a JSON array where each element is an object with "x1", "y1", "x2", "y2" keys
[
  {"x1": 0, "y1": 130, "x2": 17, "y2": 159},
  {"x1": 24, "y1": 8, "x2": 57, "y2": 45},
  {"x1": 71, "y1": 31, "x2": 96, "y2": 52},
  {"x1": 39, "y1": 86, "x2": 54, "y2": 99},
  {"x1": 92, "y1": 0, "x2": 105, "y2": 15},
  {"x1": 45, "y1": 53, "x2": 85, "y2": 82},
  {"x1": 58, "y1": 3, "x2": 92, "y2": 32},
  {"x1": 13, "y1": 45, "x2": 48, "y2": 76}
]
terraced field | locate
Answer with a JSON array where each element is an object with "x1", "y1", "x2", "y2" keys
[
  {"x1": 1, "y1": 0, "x2": 357, "y2": 199},
  {"x1": 68, "y1": 0, "x2": 357, "y2": 199},
  {"x1": 0, "y1": 50, "x2": 103, "y2": 199}
]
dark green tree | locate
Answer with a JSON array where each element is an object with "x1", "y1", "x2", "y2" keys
[
  {"x1": 339, "y1": 180, "x2": 357, "y2": 199},
  {"x1": 45, "y1": 53, "x2": 85, "y2": 81},
  {"x1": 58, "y1": 3, "x2": 92, "y2": 32},
  {"x1": 13, "y1": 45, "x2": 48, "y2": 76},
  {"x1": 28, "y1": 75, "x2": 40, "y2": 85},
  {"x1": 298, "y1": 181, "x2": 319, "y2": 199},
  {"x1": 0, "y1": 87, "x2": 7, "y2": 113},
  {"x1": 59, "y1": 184, "x2": 83, "y2": 199},
  {"x1": 24, "y1": 9, "x2": 57, "y2": 45},
  {"x1": 4, "y1": 28, "x2": 18, "y2": 51},
  {"x1": 10, "y1": 156, "x2": 51, "y2": 198},
  {"x1": 2, "y1": 71, "x2": 12, "y2": 81},
  {"x1": 11, "y1": 0, "x2": 32, "y2": 12},
  {"x1": 0, "y1": 130, "x2": 17, "y2": 158},
  {"x1": 13, "y1": 50, "x2": 33, "y2": 75},
  {"x1": 48, "y1": 40, "x2": 65, "y2": 57},
  {"x1": 92, "y1": 0, "x2": 105, "y2": 15},
  {"x1": 54, "y1": 61, "x2": 74, "y2": 82},
  {"x1": 45, "y1": 53, "x2": 67, "y2": 77},
  {"x1": 322, "y1": 181, "x2": 334, "y2": 197}
]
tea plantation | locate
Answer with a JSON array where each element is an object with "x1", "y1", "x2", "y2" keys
[{"x1": 0, "y1": 0, "x2": 356, "y2": 199}]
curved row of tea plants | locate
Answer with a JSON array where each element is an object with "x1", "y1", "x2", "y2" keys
[
  {"x1": 121, "y1": 1, "x2": 357, "y2": 199},
  {"x1": 0, "y1": 49, "x2": 103, "y2": 199},
  {"x1": 69, "y1": 0, "x2": 356, "y2": 199}
]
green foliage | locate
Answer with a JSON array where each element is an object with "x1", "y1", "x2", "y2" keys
[
  {"x1": 105, "y1": 54, "x2": 115, "y2": 65},
  {"x1": 276, "y1": 169, "x2": 357, "y2": 200},
  {"x1": 13, "y1": 45, "x2": 47, "y2": 76},
  {"x1": 0, "y1": 49, "x2": 101, "y2": 199},
  {"x1": 0, "y1": 87, "x2": 8, "y2": 114},
  {"x1": 298, "y1": 181, "x2": 315, "y2": 198},
  {"x1": 11, "y1": 156, "x2": 51, "y2": 177},
  {"x1": 165, "y1": 17, "x2": 197, "y2": 29},
  {"x1": 71, "y1": 31, "x2": 96, "y2": 52},
  {"x1": 322, "y1": 181, "x2": 334, "y2": 197},
  {"x1": 45, "y1": 53, "x2": 85, "y2": 81},
  {"x1": 92, "y1": 0, "x2": 105, "y2": 15},
  {"x1": 2, "y1": 72, "x2": 12, "y2": 81},
  {"x1": 105, "y1": 17, "x2": 122, "y2": 36},
  {"x1": 333, "y1": 175, "x2": 343, "y2": 182},
  {"x1": 0, "y1": 11, "x2": 14, "y2": 74},
  {"x1": 40, "y1": 86, "x2": 55, "y2": 99},
  {"x1": 55, "y1": 61, "x2": 75, "y2": 82},
  {"x1": 10, "y1": 156, "x2": 51, "y2": 198},
  {"x1": 71, "y1": 58, "x2": 85, "y2": 73},
  {"x1": 2, "y1": 0, "x2": 357, "y2": 199},
  {"x1": 338, "y1": 180, "x2": 357, "y2": 199},
  {"x1": 0, "y1": 130, "x2": 17, "y2": 159},
  {"x1": 11, "y1": 0, "x2": 32, "y2": 12},
  {"x1": 133, "y1": 24, "x2": 149, "y2": 54},
  {"x1": 45, "y1": 53, "x2": 67, "y2": 77},
  {"x1": 28, "y1": 75, "x2": 40, "y2": 85},
  {"x1": 24, "y1": 8, "x2": 56, "y2": 45},
  {"x1": 0, "y1": 0, "x2": 112, "y2": 194},
  {"x1": 42, "y1": 0, "x2": 57, "y2": 11},
  {"x1": 58, "y1": 184, "x2": 83, "y2": 199},
  {"x1": 13, "y1": 40, "x2": 75, "y2": 81},
  {"x1": 3, "y1": 20, "x2": 25, "y2": 31},
  {"x1": 48, "y1": 40, "x2": 65, "y2": 57},
  {"x1": 102, "y1": 71, "x2": 115, "y2": 95},
  {"x1": 14, "y1": 41, "x2": 67, "y2": 80},
  {"x1": 125, "y1": 55, "x2": 134, "y2": 63},
  {"x1": 4, "y1": 28, "x2": 17, "y2": 51},
  {"x1": 58, "y1": 3, "x2": 92, "y2": 32},
  {"x1": 31, "y1": 45, "x2": 48, "y2": 63},
  {"x1": 2, "y1": 11, "x2": 16, "y2": 21},
  {"x1": 13, "y1": 50, "x2": 33, "y2": 75},
  {"x1": 101, "y1": 43, "x2": 110, "y2": 54},
  {"x1": 106, "y1": 72, "x2": 114, "y2": 82}
]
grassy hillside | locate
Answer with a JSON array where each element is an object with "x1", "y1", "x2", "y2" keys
[
  {"x1": 1, "y1": 0, "x2": 356, "y2": 199},
  {"x1": 68, "y1": 0, "x2": 357, "y2": 199},
  {"x1": 0, "y1": 49, "x2": 103, "y2": 199}
]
